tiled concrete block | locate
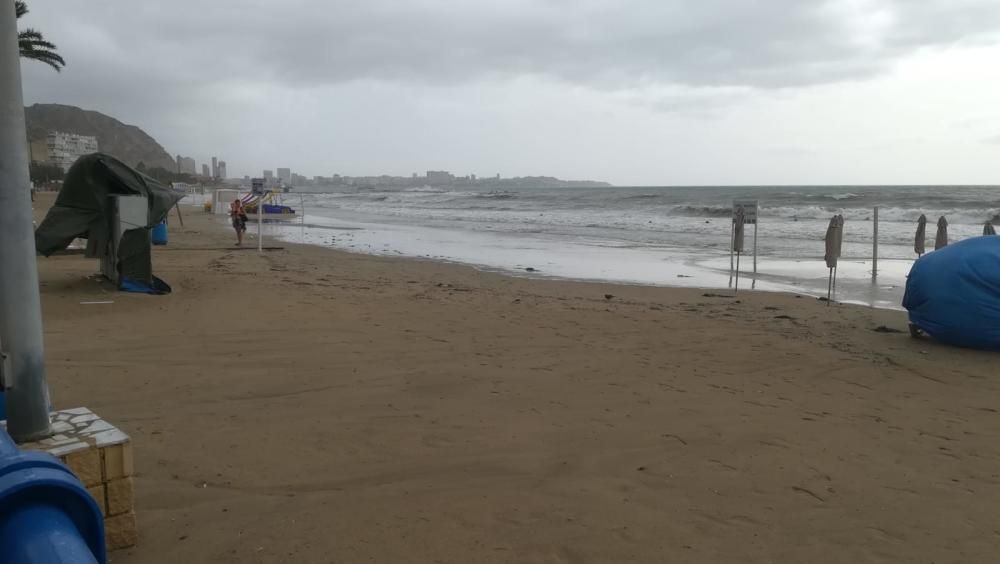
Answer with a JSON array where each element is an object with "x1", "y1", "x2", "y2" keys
[
  {"x1": 102, "y1": 442, "x2": 133, "y2": 481},
  {"x1": 4, "y1": 407, "x2": 137, "y2": 551},
  {"x1": 64, "y1": 447, "x2": 102, "y2": 487},
  {"x1": 105, "y1": 511, "x2": 138, "y2": 551},
  {"x1": 86, "y1": 484, "x2": 107, "y2": 517},
  {"x1": 106, "y1": 477, "x2": 134, "y2": 517}
]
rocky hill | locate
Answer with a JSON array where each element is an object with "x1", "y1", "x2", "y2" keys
[{"x1": 24, "y1": 103, "x2": 175, "y2": 171}]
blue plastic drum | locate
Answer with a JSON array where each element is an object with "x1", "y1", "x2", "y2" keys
[{"x1": 151, "y1": 221, "x2": 168, "y2": 245}]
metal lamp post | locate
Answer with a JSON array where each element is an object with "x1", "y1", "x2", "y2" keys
[{"x1": 0, "y1": 0, "x2": 53, "y2": 442}]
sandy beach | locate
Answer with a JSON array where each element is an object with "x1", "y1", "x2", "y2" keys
[{"x1": 30, "y1": 193, "x2": 1000, "y2": 563}]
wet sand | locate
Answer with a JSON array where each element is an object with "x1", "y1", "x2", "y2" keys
[{"x1": 32, "y1": 193, "x2": 1000, "y2": 563}]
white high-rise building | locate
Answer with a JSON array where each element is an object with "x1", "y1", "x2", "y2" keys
[
  {"x1": 46, "y1": 132, "x2": 98, "y2": 172},
  {"x1": 218, "y1": 160, "x2": 227, "y2": 179},
  {"x1": 176, "y1": 155, "x2": 197, "y2": 175},
  {"x1": 277, "y1": 168, "x2": 291, "y2": 184}
]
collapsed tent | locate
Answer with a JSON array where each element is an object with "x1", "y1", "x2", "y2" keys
[
  {"x1": 903, "y1": 236, "x2": 1000, "y2": 350},
  {"x1": 34, "y1": 153, "x2": 184, "y2": 293}
]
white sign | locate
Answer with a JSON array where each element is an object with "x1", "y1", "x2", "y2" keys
[
  {"x1": 733, "y1": 199, "x2": 758, "y2": 224},
  {"x1": 730, "y1": 199, "x2": 760, "y2": 282},
  {"x1": 251, "y1": 178, "x2": 265, "y2": 195}
]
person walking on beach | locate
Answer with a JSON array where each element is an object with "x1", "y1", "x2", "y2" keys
[{"x1": 230, "y1": 198, "x2": 247, "y2": 246}]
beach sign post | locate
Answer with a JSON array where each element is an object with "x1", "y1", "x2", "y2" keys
[
  {"x1": 252, "y1": 178, "x2": 265, "y2": 252},
  {"x1": 729, "y1": 200, "x2": 759, "y2": 287}
]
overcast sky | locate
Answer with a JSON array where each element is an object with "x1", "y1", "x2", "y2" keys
[{"x1": 17, "y1": 0, "x2": 1000, "y2": 185}]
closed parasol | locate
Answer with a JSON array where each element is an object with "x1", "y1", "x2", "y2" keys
[
  {"x1": 935, "y1": 216, "x2": 948, "y2": 250},
  {"x1": 824, "y1": 215, "x2": 844, "y2": 269},
  {"x1": 733, "y1": 206, "x2": 746, "y2": 253},
  {"x1": 823, "y1": 215, "x2": 844, "y2": 302},
  {"x1": 914, "y1": 214, "x2": 927, "y2": 256}
]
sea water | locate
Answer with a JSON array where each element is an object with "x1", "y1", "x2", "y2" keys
[{"x1": 255, "y1": 184, "x2": 998, "y2": 309}]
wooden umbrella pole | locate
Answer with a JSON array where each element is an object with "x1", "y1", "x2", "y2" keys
[
  {"x1": 827, "y1": 268, "x2": 833, "y2": 305},
  {"x1": 735, "y1": 252, "x2": 741, "y2": 293}
]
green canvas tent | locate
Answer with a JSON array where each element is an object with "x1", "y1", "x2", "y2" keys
[{"x1": 34, "y1": 153, "x2": 184, "y2": 293}]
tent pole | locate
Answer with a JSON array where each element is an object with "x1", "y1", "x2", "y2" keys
[{"x1": 0, "y1": 3, "x2": 52, "y2": 442}]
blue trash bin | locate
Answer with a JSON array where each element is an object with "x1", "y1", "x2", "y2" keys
[{"x1": 152, "y1": 221, "x2": 168, "y2": 245}]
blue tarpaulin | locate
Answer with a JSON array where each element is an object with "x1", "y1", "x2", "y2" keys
[
  {"x1": 903, "y1": 236, "x2": 1000, "y2": 350},
  {"x1": 119, "y1": 276, "x2": 172, "y2": 295}
]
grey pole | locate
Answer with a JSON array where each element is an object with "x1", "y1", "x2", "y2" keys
[
  {"x1": 0, "y1": 2, "x2": 53, "y2": 442},
  {"x1": 872, "y1": 206, "x2": 879, "y2": 280}
]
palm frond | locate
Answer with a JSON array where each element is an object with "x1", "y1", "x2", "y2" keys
[
  {"x1": 19, "y1": 29, "x2": 57, "y2": 51},
  {"x1": 15, "y1": 2, "x2": 66, "y2": 72},
  {"x1": 20, "y1": 50, "x2": 64, "y2": 72}
]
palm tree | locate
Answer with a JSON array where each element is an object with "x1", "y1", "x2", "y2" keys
[{"x1": 16, "y1": 1, "x2": 65, "y2": 72}]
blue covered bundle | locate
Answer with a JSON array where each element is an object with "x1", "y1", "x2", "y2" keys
[{"x1": 903, "y1": 236, "x2": 1000, "y2": 350}]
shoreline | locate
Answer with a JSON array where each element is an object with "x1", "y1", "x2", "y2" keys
[
  {"x1": 32, "y1": 193, "x2": 1000, "y2": 563},
  {"x1": 226, "y1": 203, "x2": 911, "y2": 310}
]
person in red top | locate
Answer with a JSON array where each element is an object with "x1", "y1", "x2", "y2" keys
[{"x1": 230, "y1": 198, "x2": 246, "y2": 246}]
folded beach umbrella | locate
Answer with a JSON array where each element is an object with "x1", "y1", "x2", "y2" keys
[
  {"x1": 824, "y1": 215, "x2": 843, "y2": 269},
  {"x1": 833, "y1": 214, "x2": 844, "y2": 260},
  {"x1": 733, "y1": 206, "x2": 746, "y2": 253},
  {"x1": 985, "y1": 222, "x2": 997, "y2": 236},
  {"x1": 914, "y1": 214, "x2": 927, "y2": 256},
  {"x1": 935, "y1": 216, "x2": 949, "y2": 250},
  {"x1": 824, "y1": 215, "x2": 844, "y2": 302}
]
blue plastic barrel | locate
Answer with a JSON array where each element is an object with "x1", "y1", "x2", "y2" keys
[
  {"x1": 152, "y1": 221, "x2": 168, "y2": 245},
  {"x1": 0, "y1": 430, "x2": 106, "y2": 564}
]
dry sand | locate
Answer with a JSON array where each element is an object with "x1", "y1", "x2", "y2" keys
[{"x1": 30, "y1": 193, "x2": 1000, "y2": 563}]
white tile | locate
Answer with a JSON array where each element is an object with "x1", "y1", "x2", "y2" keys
[
  {"x1": 70, "y1": 414, "x2": 100, "y2": 425},
  {"x1": 52, "y1": 421, "x2": 73, "y2": 434},
  {"x1": 82, "y1": 420, "x2": 113, "y2": 434},
  {"x1": 92, "y1": 429, "x2": 129, "y2": 447},
  {"x1": 48, "y1": 443, "x2": 89, "y2": 457}
]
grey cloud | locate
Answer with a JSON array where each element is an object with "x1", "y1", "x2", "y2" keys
[
  {"x1": 982, "y1": 135, "x2": 1000, "y2": 145},
  {"x1": 16, "y1": 0, "x2": 1000, "y2": 185},
  {"x1": 24, "y1": 0, "x2": 1000, "y2": 92}
]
